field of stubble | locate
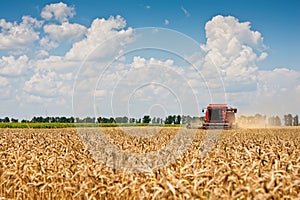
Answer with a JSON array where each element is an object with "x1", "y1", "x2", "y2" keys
[{"x1": 0, "y1": 127, "x2": 299, "y2": 199}]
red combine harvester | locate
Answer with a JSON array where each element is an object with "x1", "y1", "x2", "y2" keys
[{"x1": 202, "y1": 104, "x2": 237, "y2": 129}]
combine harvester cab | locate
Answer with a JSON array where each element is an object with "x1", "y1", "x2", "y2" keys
[{"x1": 202, "y1": 104, "x2": 237, "y2": 129}]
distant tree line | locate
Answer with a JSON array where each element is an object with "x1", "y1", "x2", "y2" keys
[
  {"x1": 0, "y1": 116, "x2": 75, "y2": 123},
  {"x1": 0, "y1": 115, "x2": 201, "y2": 125},
  {"x1": 0, "y1": 117, "x2": 11, "y2": 123},
  {"x1": 268, "y1": 116, "x2": 281, "y2": 126},
  {"x1": 97, "y1": 115, "x2": 201, "y2": 124},
  {"x1": 283, "y1": 114, "x2": 298, "y2": 126},
  {"x1": 238, "y1": 114, "x2": 299, "y2": 127},
  {"x1": 0, "y1": 114, "x2": 298, "y2": 126}
]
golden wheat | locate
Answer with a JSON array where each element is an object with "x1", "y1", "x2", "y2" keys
[{"x1": 0, "y1": 127, "x2": 299, "y2": 199}]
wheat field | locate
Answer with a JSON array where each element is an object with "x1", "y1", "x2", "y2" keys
[{"x1": 0, "y1": 127, "x2": 299, "y2": 199}]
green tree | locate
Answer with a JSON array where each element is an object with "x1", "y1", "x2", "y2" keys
[
  {"x1": 11, "y1": 118, "x2": 18, "y2": 123},
  {"x1": 97, "y1": 117, "x2": 112, "y2": 123},
  {"x1": 165, "y1": 115, "x2": 175, "y2": 124},
  {"x1": 83, "y1": 117, "x2": 95, "y2": 123},
  {"x1": 152, "y1": 117, "x2": 156, "y2": 124},
  {"x1": 4, "y1": 117, "x2": 10, "y2": 122},
  {"x1": 175, "y1": 115, "x2": 181, "y2": 124},
  {"x1": 181, "y1": 115, "x2": 187, "y2": 124},
  {"x1": 129, "y1": 118, "x2": 135, "y2": 123},
  {"x1": 75, "y1": 117, "x2": 81, "y2": 123},
  {"x1": 109, "y1": 117, "x2": 115, "y2": 123},
  {"x1": 293, "y1": 115, "x2": 298, "y2": 126},
  {"x1": 268, "y1": 116, "x2": 281, "y2": 126},
  {"x1": 157, "y1": 117, "x2": 163, "y2": 124},
  {"x1": 69, "y1": 117, "x2": 75, "y2": 123},
  {"x1": 31, "y1": 116, "x2": 37, "y2": 123},
  {"x1": 142, "y1": 115, "x2": 151, "y2": 123},
  {"x1": 284, "y1": 114, "x2": 293, "y2": 126},
  {"x1": 115, "y1": 116, "x2": 128, "y2": 123},
  {"x1": 59, "y1": 117, "x2": 68, "y2": 123}
]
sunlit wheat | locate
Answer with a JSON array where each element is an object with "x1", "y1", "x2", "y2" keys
[{"x1": 0, "y1": 127, "x2": 299, "y2": 199}]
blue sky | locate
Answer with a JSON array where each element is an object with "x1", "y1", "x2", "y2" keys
[
  {"x1": 1, "y1": 0, "x2": 299, "y2": 69},
  {"x1": 0, "y1": 0, "x2": 300, "y2": 120}
]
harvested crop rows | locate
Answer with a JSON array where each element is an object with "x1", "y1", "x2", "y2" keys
[{"x1": 0, "y1": 127, "x2": 299, "y2": 199}]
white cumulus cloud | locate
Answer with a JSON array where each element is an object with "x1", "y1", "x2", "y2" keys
[
  {"x1": 132, "y1": 56, "x2": 146, "y2": 68},
  {"x1": 0, "y1": 16, "x2": 42, "y2": 52},
  {"x1": 198, "y1": 15, "x2": 268, "y2": 95},
  {"x1": 0, "y1": 76, "x2": 11, "y2": 98},
  {"x1": 203, "y1": 15, "x2": 266, "y2": 52},
  {"x1": 41, "y1": 2, "x2": 75, "y2": 23},
  {"x1": 22, "y1": 14, "x2": 134, "y2": 109},
  {"x1": 65, "y1": 15, "x2": 133, "y2": 60},
  {"x1": 33, "y1": 55, "x2": 78, "y2": 72},
  {"x1": 43, "y1": 22, "x2": 87, "y2": 42},
  {"x1": 39, "y1": 37, "x2": 59, "y2": 50},
  {"x1": 0, "y1": 55, "x2": 29, "y2": 76},
  {"x1": 35, "y1": 50, "x2": 49, "y2": 58},
  {"x1": 90, "y1": 56, "x2": 205, "y2": 117},
  {"x1": 23, "y1": 68, "x2": 68, "y2": 98},
  {"x1": 198, "y1": 15, "x2": 300, "y2": 116}
]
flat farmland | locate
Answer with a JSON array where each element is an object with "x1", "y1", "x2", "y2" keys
[{"x1": 0, "y1": 127, "x2": 299, "y2": 199}]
